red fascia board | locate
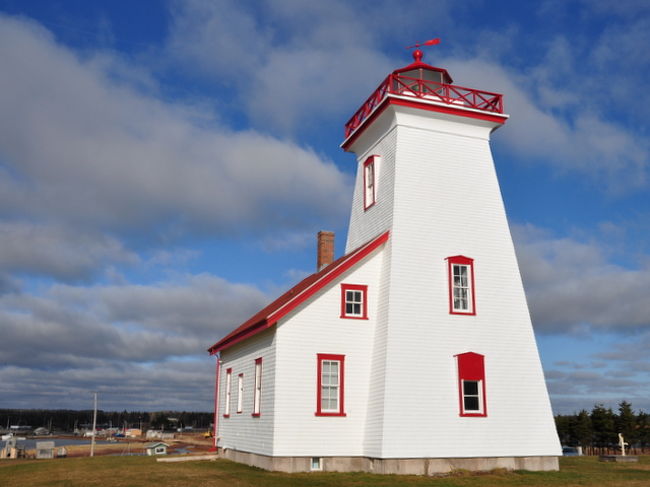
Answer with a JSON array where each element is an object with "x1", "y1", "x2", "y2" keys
[
  {"x1": 208, "y1": 231, "x2": 389, "y2": 354},
  {"x1": 446, "y1": 255, "x2": 474, "y2": 265},
  {"x1": 342, "y1": 96, "x2": 507, "y2": 152},
  {"x1": 208, "y1": 319, "x2": 269, "y2": 355},
  {"x1": 265, "y1": 231, "x2": 389, "y2": 324}
]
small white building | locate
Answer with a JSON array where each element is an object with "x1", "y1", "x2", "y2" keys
[
  {"x1": 144, "y1": 442, "x2": 169, "y2": 456},
  {"x1": 208, "y1": 49, "x2": 561, "y2": 474},
  {"x1": 35, "y1": 441, "x2": 56, "y2": 460}
]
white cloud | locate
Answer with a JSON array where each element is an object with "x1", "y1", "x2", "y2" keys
[
  {"x1": 514, "y1": 224, "x2": 650, "y2": 333},
  {"x1": 441, "y1": 57, "x2": 650, "y2": 190},
  {"x1": 0, "y1": 273, "x2": 270, "y2": 408},
  {"x1": 0, "y1": 359, "x2": 215, "y2": 411},
  {"x1": 0, "y1": 222, "x2": 137, "y2": 281},
  {"x1": 166, "y1": 0, "x2": 411, "y2": 133},
  {"x1": 0, "y1": 13, "x2": 350, "y2": 240}
]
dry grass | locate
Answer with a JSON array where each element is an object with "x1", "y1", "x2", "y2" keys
[{"x1": 0, "y1": 455, "x2": 649, "y2": 487}]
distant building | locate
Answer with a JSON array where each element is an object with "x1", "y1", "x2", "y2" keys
[
  {"x1": 146, "y1": 430, "x2": 175, "y2": 440},
  {"x1": 144, "y1": 442, "x2": 169, "y2": 456},
  {"x1": 36, "y1": 441, "x2": 55, "y2": 460}
]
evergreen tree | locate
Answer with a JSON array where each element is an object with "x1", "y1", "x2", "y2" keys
[
  {"x1": 573, "y1": 409, "x2": 593, "y2": 449},
  {"x1": 554, "y1": 415, "x2": 571, "y2": 445},
  {"x1": 591, "y1": 404, "x2": 616, "y2": 450},
  {"x1": 636, "y1": 412, "x2": 650, "y2": 449}
]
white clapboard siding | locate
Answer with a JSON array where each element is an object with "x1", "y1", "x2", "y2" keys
[
  {"x1": 344, "y1": 104, "x2": 560, "y2": 458},
  {"x1": 218, "y1": 327, "x2": 276, "y2": 455},
  {"x1": 272, "y1": 248, "x2": 384, "y2": 456}
]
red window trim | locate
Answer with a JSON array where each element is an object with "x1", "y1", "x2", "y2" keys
[
  {"x1": 252, "y1": 357, "x2": 262, "y2": 417},
  {"x1": 455, "y1": 352, "x2": 487, "y2": 417},
  {"x1": 237, "y1": 373, "x2": 244, "y2": 414},
  {"x1": 446, "y1": 255, "x2": 476, "y2": 315},
  {"x1": 315, "y1": 354, "x2": 346, "y2": 417},
  {"x1": 223, "y1": 367, "x2": 232, "y2": 418},
  {"x1": 340, "y1": 284, "x2": 368, "y2": 320},
  {"x1": 363, "y1": 155, "x2": 377, "y2": 210}
]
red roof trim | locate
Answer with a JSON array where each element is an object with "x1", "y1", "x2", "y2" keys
[
  {"x1": 342, "y1": 95, "x2": 507, "y2": 152},
  {"x1": 208, "y1": 231, "x2": 389, "y2": 354}
]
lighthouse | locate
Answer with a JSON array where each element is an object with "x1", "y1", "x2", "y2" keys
[
  {"x1": 342, "y1": 47, "x2": 560, "y2": 467},
  {"x1": 208, "y1": 48, "x2": 561, "y2": 474}
]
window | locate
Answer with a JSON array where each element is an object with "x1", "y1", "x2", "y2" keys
[
  {"x1": 363, "y1": 155, "x2": 378, "y2": 210},
  {"x1": 446, "y1": 255, "x2": 476, "y2": 315},
  {"x1": 311, "y1": 457, "x2": 323, "y2": 471},
  {"x1": 340, "y1": 284, "x2": 368, "y2": 319},
  {"x1": 224, "y1": 368, "x2": 232, "y2": 417},
  {"x1": 237, "y1": 373, "x2": 244, "y2": 413},
  {"x1": 252, "y1": 358, "x2": 262, "y2": 417},
  {"x1": 455, "y1": 352, "x2": 486, "y2": 417},
  {"x1": 316, "y1": 354, "x2": 346, "y2": 416}
]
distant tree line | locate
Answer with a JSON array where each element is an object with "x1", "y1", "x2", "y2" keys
[
  {"x1": 0, "y1": 409, "x2": 213, "y2": 433},
  {"x1": 555, "y1": 401, "x2": 650, "y2": 454}
]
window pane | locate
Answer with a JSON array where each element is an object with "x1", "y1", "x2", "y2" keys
[
  {"x1": 463, "y1": 381, "x2": 479, "y2": 395},
  {"x1": 346, "y1": 303, "x2": 354, "y2": 314},
  {"x1": 352, "y1": 303, "x2": 361, "y2": 315},
  {"x1": 464, "y1": 396, "x2": 480, "y2": 411}
]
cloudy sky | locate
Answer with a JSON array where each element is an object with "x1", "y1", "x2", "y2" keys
[{"x1": 0, "y1": 0, "x2": 649, "y2": 415}]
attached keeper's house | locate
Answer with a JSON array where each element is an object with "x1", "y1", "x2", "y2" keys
[{"x1": 208, "y1": 50, "x2": 561, "y2": 474}]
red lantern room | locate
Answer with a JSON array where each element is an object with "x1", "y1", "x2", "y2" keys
[{"x1": 342, "y1": 49, "x2": 505, "y2": 150}]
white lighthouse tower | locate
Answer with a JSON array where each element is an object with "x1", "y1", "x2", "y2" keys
[{"x1": 342, "y1": 48, "x2": 561, "y2": 468}]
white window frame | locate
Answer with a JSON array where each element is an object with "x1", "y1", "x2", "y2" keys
[
  {"x1": 253, "y1": 358, "x2": 262, "y2": 416},
  {"x1": 311, "y1": 457, "x2": 323, "y2": 471},
  {"x1": 316, "y1": 354, "x2": 345, "y2": 416},
  {"x1": 237, "y1": 373, "x2": 244, "y2": 413},
  {"x1": 461, "y1": 379, "x2": 484, "y2": 415},
  {"x1": 224, "y1": 368, "x2": 232, "y2": 417},
  {"x1": 345, "y1": 289, "x2": 363, "y2": 316},
  {"x1": 363, "y1": 155, "x2": 378, "y2": 210},
  {"x1": 447, "y1": 256, "x2": 476, "y2": 315},
  {"x1": 321, "y1": 360, "x2": 340, "y2": 413},
  {"x1": 452, "y1": 264, "x2": 471, "y2": 312}
]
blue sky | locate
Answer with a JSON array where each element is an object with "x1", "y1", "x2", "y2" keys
[{"x1": 0, "y1": 0, "x2": 649, "y2": 414}]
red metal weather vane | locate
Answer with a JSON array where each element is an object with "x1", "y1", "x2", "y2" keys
[{"x1": 405, "y1": 38, "x2": 441, "y2": 62}]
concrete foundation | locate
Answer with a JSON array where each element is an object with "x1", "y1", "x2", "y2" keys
[
  {"x1": 599, "y1": 455, "x2": 639, "y2": 463},
  {"x1": 219, "y1": 448, "x2": 559, "y2": 474}
]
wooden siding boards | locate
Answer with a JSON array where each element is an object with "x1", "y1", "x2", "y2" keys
[
  {"x1": 346, "y1": 118, "x2": 397, "y2": 253},
  {"x1": 362, "y1": 107, "x2": 558, "y2": 458},
  {"x1": 272, "y1": 248, "x2": 384, "y2": 457},
  {"x1": 219, "y1": 327, "x2": 276, "y2": 455}
]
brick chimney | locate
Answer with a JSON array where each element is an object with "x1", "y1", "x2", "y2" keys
[{"x1": 317, "y1": 231, "x2": 335, "y2": 270}]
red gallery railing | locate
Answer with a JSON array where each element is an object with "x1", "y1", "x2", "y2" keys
[{"x1": 344, "y1": 74, "x2": 504, "y2": 139}]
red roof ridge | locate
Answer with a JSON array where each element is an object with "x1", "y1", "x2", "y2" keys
[{"x1": 208, "y1": 230, "x2": 390, "y2": 354}]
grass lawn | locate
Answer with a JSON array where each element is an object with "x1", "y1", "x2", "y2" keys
[{"x1": 1, "y1": 455, "x2": 649, "y2": 487}]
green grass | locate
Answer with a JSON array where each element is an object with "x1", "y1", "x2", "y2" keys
[{"x1": 1, "y1": 455, "x2": 649, "y2": 487}]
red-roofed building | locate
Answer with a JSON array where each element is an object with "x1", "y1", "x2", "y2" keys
[{"x1": 207, "y1": 50, "x2": 560, "y2": 474}]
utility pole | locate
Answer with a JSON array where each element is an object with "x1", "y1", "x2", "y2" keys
[{"x1": 90, "y1": 392, "x2": 98, "y2": 457}]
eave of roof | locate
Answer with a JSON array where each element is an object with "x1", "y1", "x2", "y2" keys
[{"x1": 207, "y1": 230, "x2": 390, "y2": 355}]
